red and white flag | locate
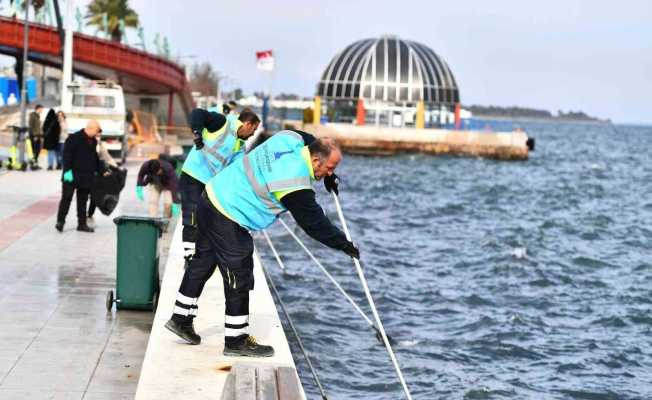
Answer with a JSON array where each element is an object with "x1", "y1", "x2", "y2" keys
[{"x1": 256, "y1": 50, "x2": 274, "y2": 72}]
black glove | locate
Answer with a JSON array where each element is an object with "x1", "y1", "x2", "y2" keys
[
  {"x1": 193, "y1": 131, "x2": 204, "y2": 150},
  {"x1": 342, "y1": 241, "x2": 360, "y2": 259},
  {"x1": 324, "y1": 173, "x2": 340, "y2": 195}
]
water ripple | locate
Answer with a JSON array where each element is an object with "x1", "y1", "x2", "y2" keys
[{"x1": 258, "y1": 122, "x2": 652, "y2": 399}]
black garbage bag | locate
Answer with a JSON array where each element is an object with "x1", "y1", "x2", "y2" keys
[{"x1": 92, "y1": 167, "x2": 128, "y2": 216}]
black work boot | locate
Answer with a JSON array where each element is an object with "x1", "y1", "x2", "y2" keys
[
  {"x1": 55, "y1": 221, "x2": 64, "y2": 232},
  {"x1": 165, "y1": 319, "x2": 201, "y2": 345},
  {"x1": 224, "y1": 335, "x2": 274, "y2": 358},
  {"x1": 77, "y1": 224, "x2": 94, "y2": 233}
]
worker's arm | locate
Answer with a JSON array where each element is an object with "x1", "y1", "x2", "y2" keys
[
  {"x1": 190, "y1": 108, "x2": 227, "y2": 136},
  {"x1": 280, "y1": 189, "x2": 353, "y2": 252},
  {"x1": 62, "y1": 134, "x2": 75, "y2": 172},
  {"x1": 136, "y1": 160, "x2": 150, "y2": 186}
]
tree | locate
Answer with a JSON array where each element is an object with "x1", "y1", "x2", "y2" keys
[
  {"x1": 86, "y1": 0, "x2": 139, "y2": 43},
  {"x1": 189, "y1": 63, "x2": 218, "y2": 96}
]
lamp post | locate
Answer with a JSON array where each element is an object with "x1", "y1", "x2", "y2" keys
[
  {"x1": 16, "y1": 1, "x2": 32, "y2": 168},
  {"x1": 18, "y1": 2, "x2": 31, "y2": 131}
]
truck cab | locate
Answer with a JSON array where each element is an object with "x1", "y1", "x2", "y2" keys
[{"x1": 62, "y1": 80, "x2": 128, "y2": 164}]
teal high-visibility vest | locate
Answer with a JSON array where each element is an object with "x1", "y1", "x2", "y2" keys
[
  {"x1": 206, "y1": 130, "x2": 312, "y2": 231},
  {"x1": 181, "y1": 119, "x2": 243, "y2": 184}
]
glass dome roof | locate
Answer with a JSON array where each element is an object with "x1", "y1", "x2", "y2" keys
[{"x1": 317, "y1": 35, "x2": 460, "y2": 105}]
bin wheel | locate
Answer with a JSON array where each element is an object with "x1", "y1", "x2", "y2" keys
[
  {"x1": 106, "y1": 290, "x2": 114, "y2": 311},
  {"x1": 152, "y1": 291, "x2": 159, "y2": 312}
]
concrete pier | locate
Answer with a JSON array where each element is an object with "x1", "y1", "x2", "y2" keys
[
  {"x1": 292, "y1": 122, "x2": 531, "y2": 160},
  {"x1": 135, "y1": 224, "x2": 305, "y2": 399}
]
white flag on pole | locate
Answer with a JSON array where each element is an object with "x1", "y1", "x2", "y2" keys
[{"x1": 256, "y1": 50, "x2": 274, "y2": 72}]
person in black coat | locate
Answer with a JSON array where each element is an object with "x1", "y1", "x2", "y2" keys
[
  {"x1": 42, "y1": 109, "x2": 61, "y2": 170},
  {"x1": 55, "y1": 120, "x2": 106, "y2": 233}
]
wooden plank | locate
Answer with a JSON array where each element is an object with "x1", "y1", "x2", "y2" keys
[
  {"x1": 219, "y1": 371, "x2": 235, "y2": 400},
  {"x1": 276, "y1": 367, "x2": 302, "y2": 400},
  {"x1": 256, "y1": 366, "x2": 278, "y2": 400},
  {"x1": 234, "y1": 365, "x2": 256, "y2": 400}
]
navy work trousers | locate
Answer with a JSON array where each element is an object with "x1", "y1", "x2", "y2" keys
[
  {"x1": 172, "y1": 193, "x2": 254, "y2": 343},
  {"x1": 179, "y1": 172, "x2": 205, "y2": 260}
]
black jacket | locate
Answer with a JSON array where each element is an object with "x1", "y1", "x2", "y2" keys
[
  {"x1": 42, "y1": 109, "x2": 60, "y2": 150},
  {"x1": 137, "y1": 159, "x2": 180, "y2": 203},
  {"x1": 62, "y1": 130, "x2": 103, "y2": 189},
  {"x1": 190, "y1": 108, "x2": 226, "y2": 135}
]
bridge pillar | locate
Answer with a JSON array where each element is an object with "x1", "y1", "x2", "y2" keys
[{"x1": 167, "y1": 91, "x2": 174, "y2": 126}]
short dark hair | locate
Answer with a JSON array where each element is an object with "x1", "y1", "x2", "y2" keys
[
  {"x1": 308, "y1": 137, "x2": 339, "y2": 161},
  {"x1": 35, "y1": 104, "x2": 43, "y2": 110},
  {"x1": 238, "y1": 109, "x2": 260, "y2": 124},
  {"x1": 228, "y1": 100, "x2": 238, "y2": 107},
  {"x1": 222, "y1": 104, "x2": 231, "y2": 114}
]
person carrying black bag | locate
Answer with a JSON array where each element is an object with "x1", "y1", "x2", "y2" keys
[{"x1": 55, "y1": 120, "x2": 108, "y2": 233}]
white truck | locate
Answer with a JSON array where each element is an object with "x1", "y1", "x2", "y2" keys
[{"x1": 62, "y1": 80, "x2": 129, "y2": 164}]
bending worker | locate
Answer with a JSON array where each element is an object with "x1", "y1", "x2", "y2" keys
[
  {"x1": 136, "y1": 158, "x2": 180, "y2": 218},
  {"x1": 165, "y1": 130, "x2": 360, "y2": 357},
  {"x1": 179, "y1": 108, "x2": 260, "y2": 266}
]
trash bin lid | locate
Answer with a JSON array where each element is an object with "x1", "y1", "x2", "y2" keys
[{"x1": 113, "y1": 215, "x2": 168, "y2": 230}]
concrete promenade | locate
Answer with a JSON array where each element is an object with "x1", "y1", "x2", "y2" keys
[
  {"x1": 0, "y1": 159, "x2": 176, "y2": 400},
  {"x1": 136, "y1": 221, "x2": 305, "y2": 399}
]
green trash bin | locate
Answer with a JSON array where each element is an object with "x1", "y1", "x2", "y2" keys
[{"x1": 107, "y1": 216, "x2": 167, "y2": 312}]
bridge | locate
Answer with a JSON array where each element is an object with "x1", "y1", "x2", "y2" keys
[{"x1": 0, "y1": 16, "x2": 194, "y2": 124}]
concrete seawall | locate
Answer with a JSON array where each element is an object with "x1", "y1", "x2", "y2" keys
[
  {"x1": 289, "y1": 122, "x2": 530, "y2": 160},
  {"x1": 136, "y1": 223, "x2": 305, "y2": 400}
]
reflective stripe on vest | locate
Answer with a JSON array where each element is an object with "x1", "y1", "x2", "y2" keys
[
  {"x1": 201, "y1": 128, "x2": 232, "y2": 170},
  {"x1": 181, "y1": 122, "x2": 239, "y2": 183},
  {"x1": 242, "y1": 155, "x2": 285, "y2": 214}
]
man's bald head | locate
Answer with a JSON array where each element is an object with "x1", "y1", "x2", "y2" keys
[
  {"x1": 308, "y1": 137, "x2": 342, "y2": 180},
  {"x1": 84, "y1": 120, "x2": 102, "y2": 138}
]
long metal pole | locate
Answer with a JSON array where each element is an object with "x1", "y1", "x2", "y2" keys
[
  {"x1": 17, "y1": 2, "x2": 31, "y2": 167},
  {"x1": 277, "y1": 218, "x2": 374, "y2": 327},
  {"x1": 61, "y1": 0, "x2": 74, "y2": 111},
  {"x1": 262, "y1": 230, "x2": 285, "y2": 272},
  {"x1": 19, "y1": 3, "x2": 30, "y2": 130},
  {"x1": 331, "y1": 192, "x2": 413, "y2": 400}
]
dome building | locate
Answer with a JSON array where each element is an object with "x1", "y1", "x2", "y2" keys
[{"x1": 316, "y1": 35, "x2": 460, "y2": 128}]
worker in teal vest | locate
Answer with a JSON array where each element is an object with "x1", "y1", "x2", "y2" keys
[
  {"x1": 166, "y1": 130, "x2": 359, "y2": 357},
  {"x1": 179, "y1": 108, "x2": 260, "y2": 267}
]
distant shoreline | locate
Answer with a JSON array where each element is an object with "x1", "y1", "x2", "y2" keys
[{"x1": 472, "y1": 114, "x2": 611, "y2": 125}]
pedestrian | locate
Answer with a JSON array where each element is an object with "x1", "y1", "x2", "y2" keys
[
  {"x1": 55, "y1": 120, "x2": 107, "y2": 233},
  {"x1": 136, "y1": 158, "x2": 180, "y2": 218},
  {"x1": 57, "y1": 111, "x2": 68, "y2": 169},
  {"x1": 165, "y1": 130, "x2": 359, "y2": 357},
  {"x1": 87, "y1": 131, "x2": 119, "y2": 224},
  {"x1": 28, "y1": 104, "x2": 44, "y2": 169},
  {"x1": 179, "y1": 108, "x2": 260, "y2": 267},
  {"x1": 42, "y1": 109, "x2": 61, "y2": 170}
]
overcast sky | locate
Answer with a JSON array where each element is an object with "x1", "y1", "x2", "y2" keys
[{"x1": 17, "y1": 1, "x2": 652, "y2": 123}]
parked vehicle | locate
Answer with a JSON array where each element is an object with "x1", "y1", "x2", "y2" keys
[{"x1": 62, "y1": 80, "x2": 128, "y2": 164}]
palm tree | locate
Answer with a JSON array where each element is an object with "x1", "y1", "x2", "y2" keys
[{"x1": 86, "y1": 0, "x2": 139, "y2": 43}]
